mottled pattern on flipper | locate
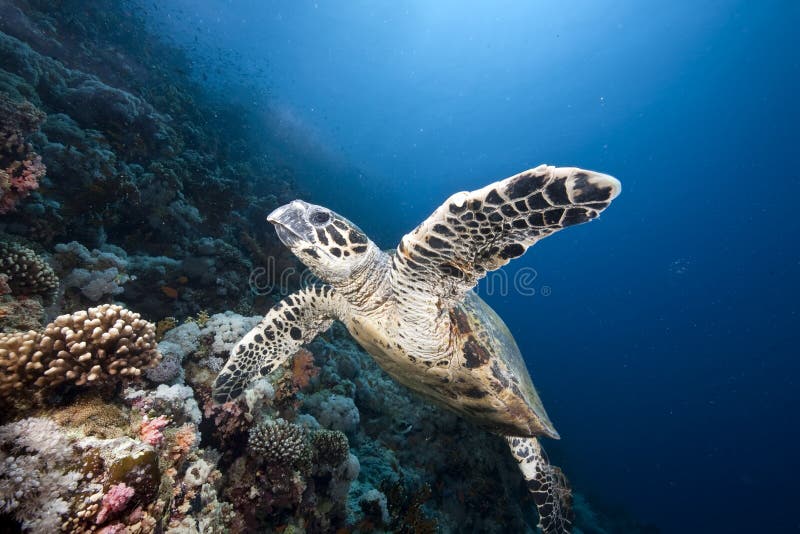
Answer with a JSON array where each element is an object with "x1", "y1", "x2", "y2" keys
[
  {"x1": 507, "y1": 436, "x2": 574, "y2": 534},
  {"x1": 393, "y1": 165, "x2": 620, "y2": 306},
  {"x1": 212, "y1": 285, "x2": 342, "y2": 403}
]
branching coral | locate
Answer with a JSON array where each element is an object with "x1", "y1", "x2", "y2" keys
[
  {"x1": 248, "y1": 418, "x2": 310, "y2": 468},
  {"x1": 0, "y1": 304, "x2": 161, "y2": 401},
  {"x1": 311, "y1": 429, "x2": 350, "y2": 466},
  {"x1": 0, "y1": 241, "x2": 58, "y2": 300}
]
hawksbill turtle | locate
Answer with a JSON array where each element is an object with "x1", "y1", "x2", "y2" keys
[{"x1": 213, "y1": 164, "x2": 621, "y2": 533}]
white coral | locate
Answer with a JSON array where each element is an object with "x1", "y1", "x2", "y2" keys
[
  {"x1": 244, "y1": 377, "x2": 275, "y2": 421},
  {"x1": 201, "y1": 311, "x2": 260, "y2": 355},
  {"x1": 0, "y1": 417, "x2": 72, "y2": 464},
  {"x1": 0, "y1": 417, "x2": 82, "y2": 532},
  {"x1": 305, "y1": 393, "x2": 360, "y2": 435},
  {"x1": 52, "y1": 241, "x2": 130, "y2": 301}
]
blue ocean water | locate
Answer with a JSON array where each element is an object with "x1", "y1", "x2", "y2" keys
[{"x1": 143, "y1": 1, "x2": 799, "y2": 532}]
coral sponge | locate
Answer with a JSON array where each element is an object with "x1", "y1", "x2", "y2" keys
[{"x1": 0, "y1": 304, "x2": 161, "y2": 400}]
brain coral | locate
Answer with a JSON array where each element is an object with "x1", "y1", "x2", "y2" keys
[
  {"x1": 0, "y1": 241, "x2": 58, "y2": 300},
  {"x1": 0, "y1": 304, "x2": 161, "y2": 400}
]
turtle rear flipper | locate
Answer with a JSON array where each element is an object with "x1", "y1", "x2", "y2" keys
[
  {"x1": 212, "y1": 285, "x2": 344, "y2": 403},
  {"x1": 507, "y1": 436, "x2": 574, "y2": 534}
]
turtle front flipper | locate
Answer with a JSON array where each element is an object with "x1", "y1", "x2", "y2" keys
[
  {"x1": 393, "y1": 165, "x2": 620, "y2": 308},
  {"x1": 507, "y1": 436, "x2": 574, "y2": 534},
  {"x1": 212, "y1": 285, "x2": 344, "y2": 403}
]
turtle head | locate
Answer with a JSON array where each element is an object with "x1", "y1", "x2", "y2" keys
[{"x1": 268, "y1": 200, "x2": 379, "y2": 284}]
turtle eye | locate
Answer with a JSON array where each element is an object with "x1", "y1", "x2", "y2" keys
[{"x1": 309, "y1": 210, "x2": 331, "y2": 226}]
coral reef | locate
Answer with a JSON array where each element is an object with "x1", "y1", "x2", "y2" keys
[
  {"x1": 0, "y1": 417, "x2": 81, "y2": 531},
  {"x1": 0, "y1": 1, "x2": 656, "y2": 532},
  {"x1": 0, "y1": 307, "x2": 648, "y2": 533},
  {"x1": 0, "y1": 0, "x2": 301, "y2": 319}
]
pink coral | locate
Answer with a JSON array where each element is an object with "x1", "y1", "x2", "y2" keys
[
  {"x1": 169, "y1": 423, "x2": 197, "y2": 463},
  {"x1": 0, "y1": 94, "x2": 46, "y2": 214},
  {"x1": 138, "y1": 415, "x2": 169, "y2": 446},
  {"x1": 96, "y1": 482, "x2": 135, "y2": 524},
  {"x1": 202, "y1": 395, "x2": 248, "y2": 443},
  {"x1": 291, "y1": 348, "x2": 319, "y2": 390},
  {"x1": 0, "y1": 155, "x2": 45, "y2": 214}
]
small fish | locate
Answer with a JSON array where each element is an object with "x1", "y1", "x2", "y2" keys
[{"x1": 161, "y1": 286, "x2": 178, "y2": 299}]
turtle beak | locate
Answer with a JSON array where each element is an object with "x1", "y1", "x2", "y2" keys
[{"x1": 268, "y1": 200, "x2": 313, "y2": 247}]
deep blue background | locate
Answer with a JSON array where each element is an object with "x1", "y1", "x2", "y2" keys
[{"x1": 145, "y1": 1, "x2": 799, "y2": 531}]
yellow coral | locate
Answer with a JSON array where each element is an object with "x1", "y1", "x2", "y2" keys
[
  {"x1": 156, "y1": 316, "x2": 177, "y2": 341},
  {"x1": 47, "y1": 395, "x2": 129, "y2": 439},
  {"x1": 195, "y1": 310, "x2": 210, "y2": 328},
  {"x1": 183, "y1": 310, "x2": 210, "y2": 328}
]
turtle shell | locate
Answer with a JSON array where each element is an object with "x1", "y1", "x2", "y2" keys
[
  {"x1": 445, "y1": 291, "x2": 559, "y2": 438},
  {"x1": 344, "y1": 289, "x2": 559, "y2": 439}
]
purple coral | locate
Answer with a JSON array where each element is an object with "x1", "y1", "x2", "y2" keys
[{"x1": 96, "y1": 482, "x2": 135, "y2": 524}]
